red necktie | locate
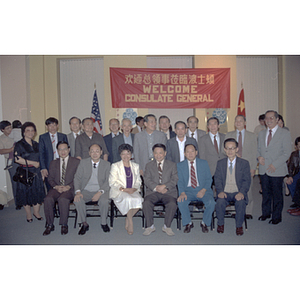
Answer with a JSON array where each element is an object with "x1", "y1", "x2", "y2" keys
[
  {"x1": 267, "y1": 129, "x2": 272, "y2": 146},
  {"x1": 190, "y1": 161, "x2": 197, "y2": 189},
  {"x1": 237, "y1": 131, "x2": 243, "y2": 157},
  {"x1": 214, "y1": 135, "x2": 219, "y2": 154}
]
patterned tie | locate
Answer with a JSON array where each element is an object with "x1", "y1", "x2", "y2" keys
[
  {"x1": 158, "y1": 162, "x2": 162, "y2": 184},
  {"x1": 214, "y1": 135, "x2": 219, "y2": 154},
  {"x1": 190, "y1": 161, "x2": 197, "y2": 189},
  {"x1": 191, "y1": 132, "x2": 194, "y2": 138},
  {"x1": 267, "y1": 129, "x2": 272, "y2": 146},
  {"x1": 229, "y1": 161, "x2": 233, "y2": 174},
  {"x1": 93, "y1": 163, "x2": 97, "y2": 168},
  {"x1": 60, "y1": 158, "x2": 65, "y2": 186},
  {"x1": 51, "y1": 134, "x2": 56, "y2": 159},
  {"x1": 237, "y1": 131, "x2": 243, "y2": 157}
]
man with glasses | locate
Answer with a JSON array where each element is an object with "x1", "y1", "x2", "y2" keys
[{"x1": 214, "y1": 138, "x2": 251, "y2": 236}]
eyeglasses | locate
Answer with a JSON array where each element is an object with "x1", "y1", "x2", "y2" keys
[{"x1": 225, "y1": 147, "x2": 237, "y2": 151}]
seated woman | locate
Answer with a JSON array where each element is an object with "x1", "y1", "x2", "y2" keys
[
  {"x1": 109, "y1": 144, "x2": 143, "y2": 235},
  {"x1": 14, "y1": 122, "x2": 46, "y2": 222}
]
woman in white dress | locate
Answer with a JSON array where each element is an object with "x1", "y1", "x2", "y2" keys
[{"x1": 109, "y1": 144, "x2": 143, "y2": 235}]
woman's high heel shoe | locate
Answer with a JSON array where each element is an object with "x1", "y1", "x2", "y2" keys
[
  {"x1": 27, "y1": 219, "x2": 33, "y2": 223},
  {"x1": 33, "y1": 214, "x2": 43, "y2": 221}
]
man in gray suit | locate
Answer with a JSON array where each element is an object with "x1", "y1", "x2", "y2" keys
[
  {"x1": 143, "y1": 143, "x2": 178, "y2": 236},
  {"x1": 133, "y1": 114, "x2": 167, "y2": 176},
  {"x1": 257, "y1": 110, "x2": 292, "y2": 224},
  {"x1": 112, "y1": 118, "x2": 135, "y2": 163},
  {"x1": 198, "y1": 117, "x2": 226, "y2": 178},
  {"x1": 74, "y1": 143, "x2": 111, "y2": 235},
  {"x1": 186, "y1": 116, "x2": 206, "y2": 150},
  {"x1": 225, "y1": 115, "x2": 257, "y2": 218},
  {"x1": 166, "y1": 121, "x2": 199, "y2": 163},
  {"x1": 67, "y1": 116, "x2": 82, "y2": 157}
]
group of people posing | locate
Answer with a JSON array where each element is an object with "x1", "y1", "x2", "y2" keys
[{"x1": 0, "y1": 109, "x2": 297, "y2": 238}]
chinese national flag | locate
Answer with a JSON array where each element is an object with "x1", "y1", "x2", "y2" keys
[{"x1": 237, "y1": 87, "x2": 246, "y2": 123}]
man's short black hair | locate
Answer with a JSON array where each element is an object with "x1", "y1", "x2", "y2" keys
[
  {"x1": 45, "y1": 117, "x2": 59, "y2": 125},
  {"x1": 69, "y1": 116, "x2": 81, "y2": 125},
  {"x1": 0, "y1": 120, "x2": 11, "y2": 131},
  {"x1": 88, "y1": 143, "x2": 102, "y2": 151},
  {"x1": 174, "y1": 121, "x2": 187, "y2": 129},
  {"x1": 56, "y1": 141, "x2": 70, "y2": 150},
  {"x1": 135, "y1": 116, "x2": 144, "y2": 124},
  {"x1": 184, "y1": 144, "x2": 197, "y2": 152},
  {"x1": 224, "y1": 138, "x2": 238, "y2": 148},
  {"x1": 152, "y1": 143, "x2": 166, "y2": 152},
  {"x1": 207, "y1": 117, "x2": 219, "y2": 126}
]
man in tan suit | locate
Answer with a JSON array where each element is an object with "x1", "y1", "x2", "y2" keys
[
  {"x1": 131, "y1": 116, "x2": 145, "y2": 134},
  {"x1": 225, "y1": 115, "x2": 257, "y2": 218}
]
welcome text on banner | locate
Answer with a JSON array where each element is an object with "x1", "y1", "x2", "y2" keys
[{"x1": 110, "y1": 68, "x2": 230, "y2": 109}]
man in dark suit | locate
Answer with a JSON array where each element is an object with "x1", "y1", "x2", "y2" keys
[
  {"x1": 159, "y1": 115, "x2": 176, "y2": 140},
  {"x1": 104, "y1": 118, "x2": 120, "y2": 164},
  {"x1": 43, "y1": 141, "x2": 80, "y2": 236},
  {"x1": 166, "y1": 121, "x2": 199, "y2": 163},
  {"x1": 73, "y1": 143, "x2": 111, "y2": 235},
  {"x1": 39, "y1": 117, "x2": 68, "y2": 191},
  {"x1": 177, "y1": 144, "x2": 215, "y2": 233},
  {"x1": 214, "y1": 138, "x2": 251, "y2": 236},
  {"x1": 112, "y1": 118, "x2": 135, "y2": 163},
  {"x1": 143, "y1": 143, "x2": 178, "y2": 236},
  {"x1": 198, "y1": 117, "x2": 226, "y2": 179},
  {"x1": 67, "y1": 116, "x2": 82, "y2": 157},
  {"x1": 186, "y1": 116, "x2": 206, "y2": 148},
  {"x1": 257, "y1": 110, "x2": 292, "y2": 224}
]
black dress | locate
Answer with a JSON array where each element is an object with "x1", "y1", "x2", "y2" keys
[{"x1": 14, "y1": 138, "x2": 45, "y2": 206}]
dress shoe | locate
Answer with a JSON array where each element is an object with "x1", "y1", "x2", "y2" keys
[
  {"x1": 290, "y1": 209, "x2": 300, "y2": 216},
  {"x1": 33, "y1": 214, "x2": 44, "y2": 221},
  {"x1": 184, "y1": 222, "x2": 194, "y2": 233},
  {"x1": 285, "y1": 191, "x2": 291, "y2": 196},
  {"x1": 287, "y1": 207, "x2": 300, "y2": 213},
  {"x1": 143, "y1": 226, "x2": 156, "y2": 236},
  {"x1": 258, "y1": 215, "x2": 271, "y2": 221},
  {"x1": 290, "y1": 203, "x2": 300, "y2": 208},
  {"x1": 0, "y1": 204, "x2": 4, "y2": 210},
  {"x1": 246, "y1": 214, "x2": 253, "y2": 219},
  {"x1": 61, "y1": 225, "x2": 68, "y2": 235},
  {"x1": 269, "y1": 219, "x2": 281, "y2": 225},
  {"x1": 236, "y1": 227, "x2": 244, "y2": 236},
  {"x1": 162, "y1": 226, "x2": 175, "y2": 236},
  {"x1": 200, "y1": 222, "x2": 209, "y2": 233},
  {"x1": 101, "y1": 224, "x2": 110, "y2": 233},
  {"x1": 78, "y1": 224, "x2": 89, "y2": 235},
  {"x1": 259, "y1": 190, "x2": 262, "y2": 194},
  {"x1": 217, "y1": 225, "x2": 224, "y2": 233},
  {"x1": 43, "y1": 225, "x2": 55, "y2": 236},
  {"x1": 27, "y1": 218, "x2": 33, "y2": 223}
]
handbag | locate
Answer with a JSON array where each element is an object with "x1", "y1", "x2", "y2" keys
[{"x1": 13, "y1": 159, "x2": 36, "y2": 187}]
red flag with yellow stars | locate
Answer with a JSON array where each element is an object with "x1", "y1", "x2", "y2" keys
[{"x1": 237, "y1": 85, "x2": 246, "y2": 127}]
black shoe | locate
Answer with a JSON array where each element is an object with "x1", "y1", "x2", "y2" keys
[
  {"x1": 27, "y1": 218, "x2": 33, "y2": 223},
  {"x1": 43, "y1": 225, "x2": 55, "y2": 236},
  {"x1": 290, "y1": 203, "x2": 300, "y2": 208},
  {"x1": 61, "y1": 225, "x2": 68, "y2": 235},
  {"x1": 246, "y1": 214, "x2": 253, "y2": 219},
  {"x1": 285, "y1": 192, "x2": 291, "y2": 196},
  {"x1": 269, "y1": 219, "x2": 282, "y2": 225},
  {"x1": 78, "y1": 224, "x2": 89, "y2": 235},
  {"x1": 101, "y1": 224, "x2": 110, "y2": 233},
  {"x1": 258, "y1": 215, "x2": 271, "y2": 221},
  {"x1": 33, "y1": 214, "x2": 43, "y2": 221},
  {"x1": 15, "y1": 205, "x2": 22, "y2": 210}
]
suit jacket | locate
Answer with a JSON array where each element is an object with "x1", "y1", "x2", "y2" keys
[
  {"x1": 109, "y1": 160, "x2": 141, "y2": 199},
  {"x1": 144, "y1": 158, "x2": 178, "y2": 198},
  {"x1": 257, "y1": 126, "x2": 292, "y2": 176},
  {"x1": 214, "y1": 157, "x2": 251, "y2": 203},
  {"x1": 288, "y1": 150, "x2": 300, "y2": 177},
  {"x1": 131, "y1": 126, "x2": 144, "y2": 134},
  {"x1": 74, "y1": 132, "x2": 109, "y2": 160},
  {"x1": 177, "y1": 157, "x2": 213, "y2": 197},
  {"x1": 166, "y1": 136, "x2": 199, "y2": 163},
  {"x1": 104, "y1": 132, "x2": 120, "y2": 164},
  {"x1": 112, "y1": 133, "x2": 135, "y2": 163},
  {"x1": 133, "y1": 130, "x2": 167, "y2": 172},
  {"x1": 198, "y1": 132, "x2": 226, "y2": 176},
  {"x1": 48, "y1": 156, "x2": 80, "y2": 192},
  {"x1": 225, "y1": 129, "x2": 257, "y2": 171},
  {"x1": 39, "y1": 132, "x2": 68, "y2": 171},
  {"x1": 74, "y1": 158, "x2": 111, "y2": 194}
]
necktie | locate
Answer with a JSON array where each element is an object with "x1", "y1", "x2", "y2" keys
[
  {"x1": 237, "y1": 131, "x2": 243, "y2": 157},
  {"x1": 267, "y1": 129, "x2": 272, "y2": 146},
  {"x1": 76, "y1": 133, "x2": 79, "y2": 138},
  {"x1": 190, "y1": 161, "x2": 197, "y2": 189},
  {"x1": 93, "y1": 163, "x2": 97, "y2": 168},
  {"x1": 51, "y1": 134, "x2": 56, "y2": 159},
  {"x1": 229, "y1": 161, "x2": 233, "y2": 174},
  {"x1": 214, "y1": 135, "x2": 219, "y2": 154},
  {"x1": 191, "y1": 132, "x2": 194, "y2": 138},
  {"x1": 158, "y1": 162, "x2": 162, "y2": 184},
  {"x1": 60, "y1": 158, "x2": 66, "y2": 185}
]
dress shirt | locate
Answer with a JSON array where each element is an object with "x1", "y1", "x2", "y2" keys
[
  {"x1": 176, "y1": 136, "x2": 186, "y2": 162},
  {"x1": 265, "y1": 125, "x2": 278, "y2": 147},
  {"x1": 72, "y1": 131, "x2": 81, "y2": 139},
  {"x1": 187, "y1": 129, "x2": 198, "y2": 142},
  {"x1": 236, "y1": 129, "x2": 245, "y2": 146},
  {"x1": 161, "y1": 130, "x2": 170, "y2": 140},
  {"x1": 112, "y1": 132, "x2": 119, "y2": 138},
  {"x1": 209, "y1": 131, "x2": 220, "y2": 150},
  {"x1": 228, "y1": 157, "x2": 237, "y2": 170},
  {"x1": 187, "y1": 159, "x2": 199, "y2": 187}
]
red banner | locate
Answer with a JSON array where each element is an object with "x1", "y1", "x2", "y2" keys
[{"x1": 110, "y1": 67, "x2": 230, "y2": 109}]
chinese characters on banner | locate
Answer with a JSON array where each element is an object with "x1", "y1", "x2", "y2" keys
[{"x1": 110, "y1": 68, "x2": 230, "y2": 109}]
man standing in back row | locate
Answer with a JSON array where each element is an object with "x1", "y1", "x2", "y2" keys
[{"x1": 257, "y1": 110, "x2": 291, "y2": 224}]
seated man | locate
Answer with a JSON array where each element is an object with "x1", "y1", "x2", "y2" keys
[
  {"x1": 215, "y1": 138, "x2": 251, "y2": 236},
  {"x1": 143, "y1": 143, "x2": 178, "y2": 236},
  {"x1": 177, "y1": 144, "x2": 215, "y2": 233},
  {"x1": 43, "y1": 141, "x2": 80, "y2": 236},
  {"x1": 73, "y1": 143, "x2": 111, "y2": 235}
]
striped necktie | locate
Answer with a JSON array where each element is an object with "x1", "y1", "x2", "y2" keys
[
  {"x1": 60, "y1": 158, "x2": 65, "y2": 185},
  {"x1": 158, "y1": 162, "x2": 162, "y2": 184},
  {"x1": 190, "y1": 161, "x2": 197, "y2": 189},
  {"x1": 51, "y1": 134, "x2": 56, "y2": 159}
]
